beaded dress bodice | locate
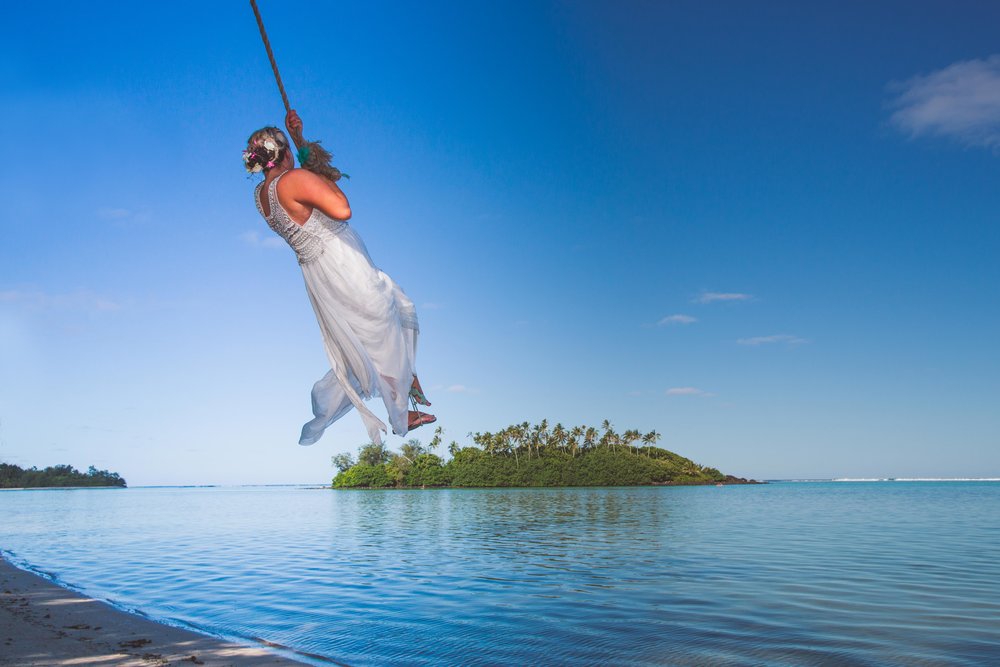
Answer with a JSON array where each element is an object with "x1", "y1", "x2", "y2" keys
[{"x1": 254, "y1": 174, "x2": 347, "y2": 265}]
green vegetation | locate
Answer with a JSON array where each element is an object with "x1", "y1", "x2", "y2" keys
[
  {"x1": 0, "y1": 463, "x2": 127, "y2": 489},
  {"x1": 333, "y1": 421, "x2": 753, "y2": 489}
]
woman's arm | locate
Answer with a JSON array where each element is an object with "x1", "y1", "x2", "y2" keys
[
  {"x1": 277, "y1": 168, "x2": 352, "y2": 223},
  {"x1": 277, "y1": 109, "x2": 350, "y2": 222},
  {"x1": 285, "y1": 109, "x2": 345, "y2": 183},
  {"x1": 285, "y1": 109, "x2": 305, "y2": 149}
]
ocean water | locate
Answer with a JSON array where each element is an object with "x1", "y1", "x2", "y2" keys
[{"x1": 1, "y1": 482, "x2": 999, "y2": 665}]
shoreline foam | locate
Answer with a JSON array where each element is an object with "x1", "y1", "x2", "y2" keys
[{"x1": 0, "y1": 554, "x2": 306, "y2": 666}]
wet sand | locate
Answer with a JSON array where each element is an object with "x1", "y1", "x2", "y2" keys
[{"x1": 0, "y1": 556, "x2": 305, "y2": 666}]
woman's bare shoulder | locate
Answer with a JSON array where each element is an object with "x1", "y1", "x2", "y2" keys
[
  {"x1": 280, "y1": 167, "x2": 345, "y2": 199},
  {"x1": 277, "y1": 167, "x2": 326, "y2": 192}
]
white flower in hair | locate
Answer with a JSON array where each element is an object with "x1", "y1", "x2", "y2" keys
[
  {"x1": 262, "y1": 139, "x2": 278, "y2": 153},
  {"x1": 242, "y1": 149, "x2": 264, "y2": 173}
]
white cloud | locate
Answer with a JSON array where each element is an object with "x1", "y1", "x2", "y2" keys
[
  {"x1": 97, "y1": 207, "x2": 151, "y2": 226},
  {"x1": 658, "y1": 314, "x2": 697, "y2": 326},
  {"x1": 888, "y1": 55, "x2": 1000, "y2": 149},
  {"x1": 695, "y1": 291, "x2": 752, "y2": 304},
  {"x1": 240, "y1": 230, "x2": 285, "y2": 249},
  {"x1": 0, "y1": 288, "x2": 121, "y2": 313},
  {"x1": 737, "y1": 334, "x2": 806, "y2": 346},
  {"x1": 666, "y1": 387, "x2": 713, "y2": 397},
  {"x1": 97, "y1": 207, "x2": 131, "y2": 219},
  {"x1": 446, "y1": 384, "x2": 479, "y2": 394},
  {"x1": 93, "y1": 299, "x2": 122, "y2": 312}
]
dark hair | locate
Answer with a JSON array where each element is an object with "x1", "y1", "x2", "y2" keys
[{"x1": 243, "y1": 127, "x2": 290, "y2": 173}]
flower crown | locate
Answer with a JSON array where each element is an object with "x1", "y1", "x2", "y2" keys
[{"x1": 242, "y1": 137, "x2": 281, "y2": 173}]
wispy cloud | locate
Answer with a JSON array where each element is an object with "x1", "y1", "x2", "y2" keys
[
  {"x1": 658, "y1": 314, "x2": 697, "y2": 326},
  {"x1": 421, "y1": 302, "x2": 445, "y2": 311},
  {"x1": 446, "y1": 384, "x2": 479, "y2": 394},
  {"x1": 97, "y1": 207, "x2": 151, "y2": 227},
  {"x1": 240, "y1": 230, "x2": 285, "y2": 249},
  {"x1": 666, "y1": 387, "x2": 714, "y2": 397},
  {"x1": 95, "y1": 299, "x2": 121, "y2": 312},
  {"x1": 737, "y1": 334, "x2": 806, "y2": 346},
  {"x1": 98, "y1": 207, "x2": 131, "y2": 219},
  {"x1": 695, "y1": 291, "x2": 753, "y2": 304},
  {"x1": 75, "y1": 424, "x2": 125, "y2": 434},
  {"x1": 888, "y1": 55, "x2": 1000, "y2": 149},
  {"x1": 0, "y1": 288, "x2": 121, "y2": 312}
]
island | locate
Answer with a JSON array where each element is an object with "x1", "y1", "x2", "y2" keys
[
  {"x1": 332, "y1": 421, "x2": 756, "y2": 488},
  {"x1": 0, "y1": 463, "x2": 127, "y2": 489}
]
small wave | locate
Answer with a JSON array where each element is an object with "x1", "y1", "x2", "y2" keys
[
  {"x1": 894, "y1": 477, "x2": 1000, "y2": 482},
  {"x1": 768, "y1": 479, "x2": 834, "y2": 483},
  {"x1": 832, "y1": 478, "x2": 1000, "y2": 482}
]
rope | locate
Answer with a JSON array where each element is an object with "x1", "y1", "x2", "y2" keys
[{"x1": 249, "y1": 0, "x2": 291, "y2": 114}]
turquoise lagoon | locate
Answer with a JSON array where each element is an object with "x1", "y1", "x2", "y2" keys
[{"x1": 1, "y1": 482, "x2": 999, "y2": 665}]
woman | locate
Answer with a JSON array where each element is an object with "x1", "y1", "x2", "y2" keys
[{"x1": 245, "y1": 110, "x2": 434, "y2": 445}]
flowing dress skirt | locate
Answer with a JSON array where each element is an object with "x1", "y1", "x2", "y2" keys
[{"x1": 298, "y1": 221, "x2": 418, "y2": 445}]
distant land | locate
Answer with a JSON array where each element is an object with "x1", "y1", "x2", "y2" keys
[
  {"x1": 0, "y1": 463, "x2": 127, "y2": 489},
  {"x1": 332, "y1": 421, "x2": 758, "y2": 489}
]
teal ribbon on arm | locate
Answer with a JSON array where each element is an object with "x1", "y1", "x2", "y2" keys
[{"x1": 296, "y1": 145, "x2": 311, "y2": 166}]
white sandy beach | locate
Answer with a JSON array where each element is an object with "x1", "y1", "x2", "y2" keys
[{"x1": 0, "y1": 556, "x2": 305, "y2": 666}]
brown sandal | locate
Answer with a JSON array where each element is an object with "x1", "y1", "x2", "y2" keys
[
  {"x1": 408, "y1": 410, "x2": 437, "y2": 430},
  {"x1": 409, "y1": 375, "x2": 431, "y2": 407}
]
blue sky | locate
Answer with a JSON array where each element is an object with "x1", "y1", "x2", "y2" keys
[{"x1": 2, "y1": 1, "x2": 998, "y2": 485}]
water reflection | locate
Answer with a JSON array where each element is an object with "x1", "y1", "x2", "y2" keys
[{"x1": 1, "y1": 484, "x2": 999, "y2": 666}]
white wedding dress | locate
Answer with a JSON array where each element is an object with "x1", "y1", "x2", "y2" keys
[{"x1": 255, "y1": 173, "x2": 418, "y2": 445}]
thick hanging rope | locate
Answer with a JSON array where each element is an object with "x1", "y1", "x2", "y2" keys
[
  {"x1": 248, "y1": 0, "x2": 345, "y2": 181},
  {"x1": 249, "y1": 0, "x2": 291, "y2": 114}
]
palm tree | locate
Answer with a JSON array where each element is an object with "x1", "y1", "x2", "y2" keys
[
  {"x1": 600, "y1": 420, "x2": 616, "y2": 452},
  {"x1": 552, "y1": 423, "x2": 567, "y2": 452},
  {"x1": 472, "y1": 431, "x2": 495, "y2": 457},
  {"x1": 500, "y1": 426, "x2": 520, "y2": 466},
  {"x1": 519, "y1": 421, "x2": 532, "y2": 459},
  {"x1": 529, "y1": 422, "x2": 541, "y2": 458},
  {"x1": 623, "y1": 429, "x2": 641, "y2": 455},
  {"x1": 492, "y1": 432, "x2": 506, "y2": 458},
  {"x1": 428, "y1": 426, "x2": 443, "y2": 452},
  {"x1": 538, "y1": 419, "x2": 549, "y2": 454},
  {"x1": 569, "y1": 425, "x2": 584, "y2": 457},
  {"x1": 484, "y1": 434, "x2": 498, "y2": 458},
  {"x1": 641, "y1": 430, "x2": 660, "y2": 457},
  {"x1": 504, "y1": 428, "x2": 521, "y2": 468}
]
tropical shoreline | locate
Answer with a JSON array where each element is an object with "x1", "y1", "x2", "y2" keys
[
  {"x1": 327, "y1": 477, "x2": 761, "y2": 490},
  {"x1": 333, "y1": 421, "x2": 752, "y2": 489},
  {"x1": 0, "y1": 554, "x2": 305, "y2": 666},
  {"x1": 0, "y1": 486, "x2": 126, "y2": 492}
]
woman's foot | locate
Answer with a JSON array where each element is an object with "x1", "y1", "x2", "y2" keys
[
  {"x1": 408, "y1": 410, "x2": 436, "y2": 431},
  {"x1": 409, "y1": 375, "x2": 431, "y2": 406}
]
